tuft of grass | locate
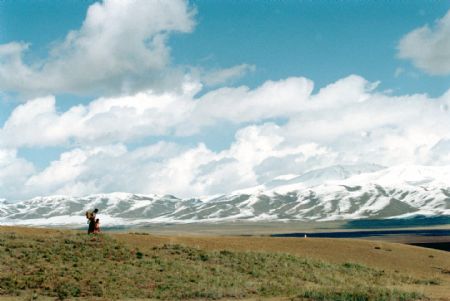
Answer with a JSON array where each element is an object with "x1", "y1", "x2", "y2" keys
[{"x1": 0, "y1": 231, "x2": 432, "y2": 300}]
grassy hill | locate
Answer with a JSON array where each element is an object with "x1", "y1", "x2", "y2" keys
[{"x1": 0, "y1": 227, "x2": 449, "y2": 300}]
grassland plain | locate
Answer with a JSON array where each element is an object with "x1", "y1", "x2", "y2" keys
[{"x1": 0, "y1": 227, "x2": 448, "y2": 301}]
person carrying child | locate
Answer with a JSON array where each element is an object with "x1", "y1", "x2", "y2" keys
[{"x1": 86, "y1": 208, "x2": 99, "y2": 234}]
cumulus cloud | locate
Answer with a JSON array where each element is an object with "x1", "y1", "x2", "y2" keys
[
  {"x1": 24, "y1": 145, "x2": 127, "y2": 197},
  {"x1": 22, "y1": 142, "x2": 204, "y2": 198},
  {"x1": 398, "y1": 10, "x2": 450, "y2": 75},
  {"x1": 0, "y1": 82, "x2": 196, "y2": 147},
  {"x1": 0, "y1": 75, "x2": 374, "y2": 148},
  {"x1": 2, "y1": 74, "x2": 450, "y2": 200},
  {"x1": 19, "y1": 128, "x2": 333, "y2": 199},
  {"x1": 0, "y1": 77, "x2": 314, "y2": 147},
  {"x1": 0, "y1": 149, "x2": 35, "y2": 200},
  {"x1": 0, "y1": 0, "x2": 195, "y2": 96},
  {"x1": 188, "y1": 77, "x2": 314, "y2": 129}
]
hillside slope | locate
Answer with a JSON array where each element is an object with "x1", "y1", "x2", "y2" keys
[{"x1": 0, "y1": 226, "x2": 449, "y2": 300}]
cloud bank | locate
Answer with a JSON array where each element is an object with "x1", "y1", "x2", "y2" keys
[{"x1": 1, "y1": 75, "x2": 450, "y2": 200}]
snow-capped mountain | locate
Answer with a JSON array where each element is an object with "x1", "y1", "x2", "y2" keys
[{"x1": 0, "y1": 165, "x2": 449, "y2": 227}]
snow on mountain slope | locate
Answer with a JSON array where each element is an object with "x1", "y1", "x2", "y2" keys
[
  {"x1": 0, "y1": 165, "x2": 449, "y2": 227},
  {"x1": 263, "y1": 163, "x2": 384, "y2": 189}
]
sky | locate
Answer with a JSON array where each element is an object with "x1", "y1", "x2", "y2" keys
[{"x1": 0, "y1": 0, "x2": 449, "y2": 201}]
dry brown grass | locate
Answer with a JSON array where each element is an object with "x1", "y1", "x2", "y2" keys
[
  {"x1": 113, "y1": 233, "x2": 450, "y2": 300},
  {"x1": 113, "y1": 233, "x2": 448, "y2": 276}
]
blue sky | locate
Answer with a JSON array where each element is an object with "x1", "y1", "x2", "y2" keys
[
  {"x1": 0, "y1": 0, "x2": 449, "y2": 200},
  {"x1": 1, "y1": 0, "x2": 449, "y2": 98},
  {"x1": 172, "y1": 0, "x2": 450, "y2": 96}
]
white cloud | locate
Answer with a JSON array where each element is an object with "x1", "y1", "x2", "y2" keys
[
  {"x1": 22, "y1": 142, "x2": 205, "y2": 198},
  {"x1": 18, "y1": 130, "x2": 332, "y2": 199},
  {"x1": 398, "y1": 10, "x2": 450, "y2": 75},
  {"x1": 0, "y1": 77, "x2": 314, "y2": 147},
  {"x1": 0, "y1": 83, "x2": 197, "y2": 147},
  {"x1": 0, "y1": 149, "x2": 35, "y2": 200},
  {"x1": 186, "y1": 76, "x2": 314, "y2": 131},
  {"x1": 0, "y1": 0, "x2": 195, "y2": 96},
  {"x1": 2, "y1": 75, "x2": 450, "y2": 200},
  {"x1": 24, "y1": 145, "x2": 127, "y2": 197}
]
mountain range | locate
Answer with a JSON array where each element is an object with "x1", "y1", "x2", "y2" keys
[{"x1": 0, "y1": 164, "x2": 449, "y2": 228}]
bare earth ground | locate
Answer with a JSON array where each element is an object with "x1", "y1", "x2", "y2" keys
[{"x1": 0, "y1": 225, "x2": 449, "y2": 300}]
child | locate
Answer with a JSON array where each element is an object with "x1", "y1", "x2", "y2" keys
[{"x1": 93, "y1": 218, "x2": 101, "y2": 234}]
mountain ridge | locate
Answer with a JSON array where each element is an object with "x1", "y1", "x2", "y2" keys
[{"x1": 0, "y1": 164, "x2": 449, "y2": 227}]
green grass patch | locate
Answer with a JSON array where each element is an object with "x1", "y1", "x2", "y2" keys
[{"x1": 0, "y1": 231, "x2": 429, "y2": 300}]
